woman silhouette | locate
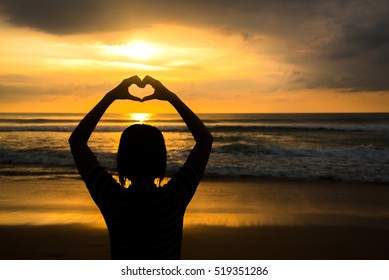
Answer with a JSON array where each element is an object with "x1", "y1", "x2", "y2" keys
[{"x1": 69, "y1": 75, "x2": 213, "y2": 259}]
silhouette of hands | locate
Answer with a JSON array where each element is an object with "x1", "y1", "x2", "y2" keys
[
  {"x1": 140, "y1": 75, "x2": 175, "y2": 102},
  {"x1": 110, "y1": 75, "x2": 143, "y2": 101},
  {"x1": 110, "y1": 75, "x2": 174, "y2": 102}
]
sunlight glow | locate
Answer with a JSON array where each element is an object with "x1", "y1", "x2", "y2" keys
[
  {"x1": 129, "y1": 113, "x2": 152, "y2": 123},
  {"x1": 108, "y1": 41, "x2": 159, "y2": 60}
]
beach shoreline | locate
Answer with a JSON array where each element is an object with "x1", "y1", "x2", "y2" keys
[{"x1": 0, "y1": 177, "x2": 388, "y2": 260}]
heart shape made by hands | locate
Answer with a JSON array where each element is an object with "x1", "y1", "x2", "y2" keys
[{"x1": 129, "y1": 84, "x2": 154, "y2": 100}]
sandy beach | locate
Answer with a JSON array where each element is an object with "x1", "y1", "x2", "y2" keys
[
  {"x1": 0, "y1": 223, "x2": 388, "y2": 260},
  {"x1": 0, "y1": 178, "x2": 388, "y2": 260}
]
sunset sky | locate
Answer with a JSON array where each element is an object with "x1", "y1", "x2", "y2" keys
[{"x1": 1, "y1": 0, "x2": 389, "y2": 113}]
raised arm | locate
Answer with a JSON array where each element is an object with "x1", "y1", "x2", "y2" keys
[
  {"x1": 69, "y1": 76, "x2": 142, "y2": 181},
  {"x1": 142, "y1": 76, "x2": 213, "y2": 178}
]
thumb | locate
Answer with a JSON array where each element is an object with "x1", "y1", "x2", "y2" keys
[
  {"x1": 129, "y1": 95, "x2": 142, "y2": 102},
  {"x1": 141, "y1": 94, "x2": 155, "y2": 102}
]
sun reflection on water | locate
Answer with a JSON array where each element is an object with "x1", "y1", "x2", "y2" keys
[{"x1": 128, "y1": 113, "x2": 152, "y2": 123}]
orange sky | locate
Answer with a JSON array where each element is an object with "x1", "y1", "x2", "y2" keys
[{"x1": 1, "y1": 1, "x2": 389, "y2": 113}]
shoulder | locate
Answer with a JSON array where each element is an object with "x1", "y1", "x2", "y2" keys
[
  {"x1": 85, "y1": 165, "x2": 111, "y2": 188},
  {"x1": 166, "y1": 164, "x2": 200, "y2": 202},
  {"x1": 85, "y1": 165, "x2": 120, "y2": 205}
]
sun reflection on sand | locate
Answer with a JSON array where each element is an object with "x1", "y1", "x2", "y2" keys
[
  {"x1": 2, "y1": 177, "x2": 389, "y2": 230},
  {"x1": 0, "y1": 211, "x2": 106, "y2": 228},
  {"x1": 184, "y1": 213, "x2": 275, "y2": 228}
]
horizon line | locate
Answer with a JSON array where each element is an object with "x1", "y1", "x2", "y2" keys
[{"x1": 0, "y1": 111, "x2": 388, "y2": 115}]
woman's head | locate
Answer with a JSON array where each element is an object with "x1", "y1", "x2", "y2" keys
[{"x1": 117, "y1": 124, "x2": 167, "y2": 187}]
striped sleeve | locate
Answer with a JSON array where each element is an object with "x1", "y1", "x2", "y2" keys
[
  {"x1": 168, "y1": 164, "x2": 200, "y2": 204},
  {"x1": 85, "y1": 165, "x2": 117, "y2": 211}
]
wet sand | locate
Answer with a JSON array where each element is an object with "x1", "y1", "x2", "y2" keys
[{"x1": 0, "y1": 178, "x2": 388, "y2": 260}]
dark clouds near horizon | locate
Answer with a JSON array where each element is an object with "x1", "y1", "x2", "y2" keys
[{"x1": 1, "y1": 0, "x2": 389, "y2": 92}]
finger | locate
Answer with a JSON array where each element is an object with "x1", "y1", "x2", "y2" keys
[
  {"x1": 124, "y1": 75, "x2": 141, "y2": 86},
  {"x1": 133, "y1": 76, "x2": 142, "y2": 87},
  {"x1": 138, "y1": 78, "x2": 146, "y2": 88},
  {"x1": 141, "y1": 94, "x2": 156, "y2": 102},
  {"x1": 142, "y1": 75, "x2": 158, "y2": 88},
  {"x1": 129, "y1": 95, "x2": 142, "y2": 102}
]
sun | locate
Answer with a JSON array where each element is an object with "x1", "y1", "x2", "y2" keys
[
  {"x1": 129, "y1": 113, "x2": 152, "y2": 123},
  {"x1": 108, "y1": 41, "x2": 158, "y2": 60}
]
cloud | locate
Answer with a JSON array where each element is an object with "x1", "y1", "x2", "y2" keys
[
  {"x1": 0, "y1": 84, "x2": 57, "y2": 102},
  {"x1": 1, "y1": 0, "x2": 389, "y2": 92},
  {"x1": 0, "y1": 0, "x2": 115, "y2": 34},
  {"x1": 298, "y1": 13, "x2": 389, "y2": 92},
  {"x1": 0, "y1": 81, "x2": 111, "y2": 103},
  {"x1": 0, "y1": 0, "x2": 341, "y2": 35}
]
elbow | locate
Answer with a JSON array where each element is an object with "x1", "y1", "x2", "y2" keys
[
  {"x1": 69, "y1": 124, "x2": 91, "y2": 151},
  {"x1": 195, "y1": 130, "x2": 213, "y2": 151},
  {"x1": 208, "y1": 131, "x2": 214, "y2": 146},
  {"x1": 204, "y1": 129, "x2": 214, "y2": 148},
  {"x1": 68, "y1": 131, "x2": 84, "y2": 149},
  {"x1": 68, "y1": 132, "x2": 76, "y2": 148}
]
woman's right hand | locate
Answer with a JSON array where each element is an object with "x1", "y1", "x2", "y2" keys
[
  {"x1": 141, "y1": 75, "x2": 176, "y2": 102},
  {"x1": 109, "y1": 75, "x2": 143, "y2": 101}
]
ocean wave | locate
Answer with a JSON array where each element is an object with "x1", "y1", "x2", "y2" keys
[
  {"x1": 1, "y1": 144, "x2": 388, "y2": 183},
  {"x1": 208, "y1": 124, "x2": 389, "y2": 133},
  {"x1": 1, "y1": 113, "x2": 388, "y2": 183},
  {"x1": 0, "y1": 148, "x2": 75, "y2": 167},
  {"x1": 213, "y1": 143, "x2": 389, "y2": 157},
  {"x1": 0, "y1": 118, "x2": 182, "y2": 124},
  {"x1": 0, "y1": 118, "x2": 79, "y2": 124},
  {"x1": 1, "y1": 124, "x2": 388, "y2": 133}
]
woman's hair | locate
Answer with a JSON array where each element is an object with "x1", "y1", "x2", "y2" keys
[{"x1": 117, "y1": 124, "x2": 167, "y2": 187}]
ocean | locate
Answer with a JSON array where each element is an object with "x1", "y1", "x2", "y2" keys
[
  {"x1": 1, "y1": 112, "x2": 389, "y2": 228},
  {"x1": 0, "y1": 112, "x2": 388, "y2": 183}
]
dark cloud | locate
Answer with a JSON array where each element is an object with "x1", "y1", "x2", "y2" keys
[
  {"x1": 0, "y1": 0, "x2": 208, "y2": 34},
  {"x1": 0, "y1": 0, "x2": 336, "y2": 35},
  {"x1": 1, "y1": 0, "x2": 389, "y2": 92},
  {"x1": 0, "y1": 0, "x2": 169, "y2": 34},
  {"x1": 0, "y1": 84, "x2": 62, "y2": 102},
  {"x1": 0, "y1": 81, "x2": 110, "y2": 103},
  {"x1": 301, "y1": 14, "x2": 389, "y2": 92}
]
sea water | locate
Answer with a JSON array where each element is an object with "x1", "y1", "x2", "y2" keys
[
  {"x1": 0, "y1": 112, "x2": 388, "y2": 227},
  {"x1": 0, "y1": 112, "x2": 388, "y2": 183}
]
